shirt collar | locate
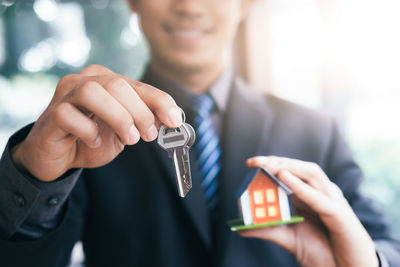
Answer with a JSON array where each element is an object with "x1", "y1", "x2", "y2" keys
[{"x1": 141, "y1": 65, "x2": 234, "y2": 113}]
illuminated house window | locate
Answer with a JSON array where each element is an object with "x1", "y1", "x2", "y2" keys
[
  {"x1": 268, "y1": 206, "x2": 277, "y2": 217},
  {"x1": 253, "y1": 190, "x2": 265, "y2": 204},
  {"x1": 255, "y1": 207, "x2": 266, "y2": 218},
  {"x1": 266, "y1": 189, "x2": 276, "y2": 203}
]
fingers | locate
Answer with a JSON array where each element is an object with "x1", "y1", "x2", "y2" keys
[
  {"x1": 247, "y1": 156, "x2": 331, "y2": 195},
  {"x1": 125, "y1": 79, "x2": 183, "y2": 128},
  {"x1": 49, "y1": 67, "x2": 183, "y2": 148},
  {"x1": 279, "y1": 170, "x2": 358, "y2": 232},
  {"x1": 247, "y1": 155, "x2": 328, "y2": 208},
  {"x1": 247, "y1": 156, "x2": 279, "y2": 174},
  {"x1": 80, "y1": 65, "x2": 182, "y2": 130},
  {"x1": 67, "y1": 80, "x2": 139, "y2": 145},
  {"x1": 63, "y1": 76, "x2": 181, "y2": 144},
  {"x1": 278, "y1": 170, "x2": 333, "y2": 216},
  {"x1": 79, "y1": 64, "x2": 114, "y2": 76},
  {"x1": 50, "y1": 102, "x2": 102, "y2": 148},
  {"x1": 247, "y1": 156, "x2": 350, "y2": 216},
  {"x1": 98, "y1": 77, "x2": 158, "y2": 142}
]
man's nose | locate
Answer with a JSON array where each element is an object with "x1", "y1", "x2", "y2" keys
[{"x1": 170, "y1": 0, "x2": 205, "y2": 20}]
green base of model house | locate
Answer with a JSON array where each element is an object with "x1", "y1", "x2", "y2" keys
[{"x1": 227, "y1": 216, "x2": 304, "y2": 231}]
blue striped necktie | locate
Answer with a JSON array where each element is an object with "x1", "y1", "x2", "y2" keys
[{"x1": 190, "y1": 94, "x2": 221, "y2": 218}]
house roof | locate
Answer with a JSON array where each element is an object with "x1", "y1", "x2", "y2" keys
[{"x1": 236, "y1": 167, "x2": 293, "y2": 198}]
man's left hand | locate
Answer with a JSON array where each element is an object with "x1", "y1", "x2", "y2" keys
[{"x1": 239, "y1": 156, "x2": 379, "y2": 267}]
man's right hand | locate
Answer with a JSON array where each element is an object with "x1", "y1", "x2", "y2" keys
[{"x1": 12, "y1": 64, "x2": 183, "y2": 182}]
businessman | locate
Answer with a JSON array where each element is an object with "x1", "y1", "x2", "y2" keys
[{"x1": 1, "y1": 0, "x2": 400, "y2": 266}]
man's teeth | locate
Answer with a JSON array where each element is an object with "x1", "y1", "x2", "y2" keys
[{"x1": 172, "y1": 29, "x2": 203, "y2": 39}]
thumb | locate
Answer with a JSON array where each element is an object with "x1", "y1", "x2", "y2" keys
[{"x1": 238, "y1": 226, "x2": 296, "y2": 254}]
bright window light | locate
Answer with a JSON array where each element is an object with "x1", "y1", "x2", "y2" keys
[
  {"x1": 19, "y1": 39, "x2": 56, "y2": 72},
  {"x1": 33, "y1": 0, "x2": 58, "y2": 22}
]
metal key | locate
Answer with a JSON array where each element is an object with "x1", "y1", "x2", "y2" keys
[{"x1": 157, "y1": 111, "x2": 195, "y2": 197}]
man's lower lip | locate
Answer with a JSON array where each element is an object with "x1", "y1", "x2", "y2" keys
[{"x1": 169, "y1": 30, "x2": 206, "y2": 40}]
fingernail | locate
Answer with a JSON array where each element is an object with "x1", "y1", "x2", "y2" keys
[
  {"x1": 93, "y1": 135, "x2": 102, "y2": 148},
  {"x1": 146, "y1": 124, "x2": 158, "y2": 140},
  {"x1": 168, "y1": 107, "x2": 182, "y2": 126},
  {"x1": 129, "y1": 125, "x2": 140, "y2": 144}
]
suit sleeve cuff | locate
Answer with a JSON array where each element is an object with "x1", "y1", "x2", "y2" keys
[{"x1": 0, "y1": 124, "x2": 81, "y2": 239}]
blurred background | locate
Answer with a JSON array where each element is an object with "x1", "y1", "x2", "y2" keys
[{"x1": 0, "y1": 0, "x2": 399, "y2": 265}]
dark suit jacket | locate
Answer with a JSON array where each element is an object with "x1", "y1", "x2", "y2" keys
[{"x1": 0, "y1": 76, "x2": 399, "y2": 267}]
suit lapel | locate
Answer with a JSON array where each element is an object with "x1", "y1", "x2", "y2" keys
[
  {"x1": 150, "y1": 142, "x2": 212, "y2": 249},
  {"x1": 216, "y1": 77, "x2": 276, "y2": 258}
]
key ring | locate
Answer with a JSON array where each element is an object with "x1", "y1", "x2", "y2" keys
[{"x1": 178, "y1": 107, "x2": 186, "y2": 123}]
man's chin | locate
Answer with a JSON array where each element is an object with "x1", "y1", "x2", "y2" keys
[{"x1": 164, "y1": 56, "x2": 213, "y2": 73}]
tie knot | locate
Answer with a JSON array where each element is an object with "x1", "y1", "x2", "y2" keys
[{"x1": 191, "y1": 94, "x2": 215, "y2": 119}]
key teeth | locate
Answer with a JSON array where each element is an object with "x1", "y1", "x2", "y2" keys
[
  {"x1": 179, "y1": 185, "x2": 192, "y2": 198},
  {"x1": 177, "y1": 178, "x2": 192, "y2": 197},
  {"x1": 177, "y1": 178, "x2": 192, "y2": 198}
]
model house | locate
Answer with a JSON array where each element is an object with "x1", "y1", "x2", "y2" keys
[{"x1": 237, "y1": 168, "x2": 294, "y2": 226}]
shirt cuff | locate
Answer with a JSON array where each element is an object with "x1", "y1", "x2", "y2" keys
[
  {"x1": 375, "y1": 239, "x2": 400, "y2": 267},
  {"x1": 377, "y1": 249, "x2": 390, "y2": 267},
  {"x1": 0, "y1": 124, "x2": 81, "y2": 239}
]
